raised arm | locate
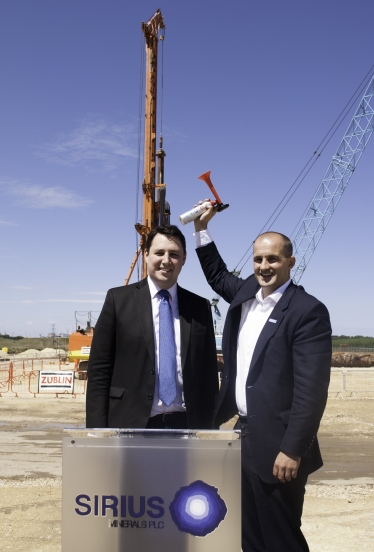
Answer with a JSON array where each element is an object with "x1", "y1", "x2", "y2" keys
[{"x1": 194, "y1": 202, "x2": 246, "y2": 303}]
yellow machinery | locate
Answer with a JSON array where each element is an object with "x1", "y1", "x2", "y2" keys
[{"x1": 67, "y1": 313, "x2": 96, "y2": 370}]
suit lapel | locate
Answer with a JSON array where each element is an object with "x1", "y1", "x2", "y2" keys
[
  {"x1": 228, "y1": 274, "x2": 259, "y2": 311},
  {"x1": 247, "y1": 283, "x2": 297, "y2": 380},
  {"x1": 177, "y1": 286, "x2": 191, "y2": 371},
  {"x1": 135, "y1": 279, "x2": 155, "y2": 367}
]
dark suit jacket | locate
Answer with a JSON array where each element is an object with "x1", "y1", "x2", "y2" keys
[
  {"x1": 197, "y1": 242, "x2": 332, "y2": 483},
  {"x1": 86, "y1": 278, "x2": 218, "y2": 429}
]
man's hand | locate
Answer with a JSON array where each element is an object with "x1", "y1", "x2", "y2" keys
[
  {"x1": 273, "y1": 452, "x2": 301, "y2": 483},
  {"x1": 193, "y1": 199, "x2": 217, "y2": 232}
]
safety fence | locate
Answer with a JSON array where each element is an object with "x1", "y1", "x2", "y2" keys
[
  {"x1": 0, "y1": 362, "x2": 374, "y2": 398},
  {"x1": 332, "y1": 347, "x2": 374, "y2": 353},
  {"x1": 1, "y1": 356, "x2": 67, "y2": 372},
  {"x1": 329, "y1": 368, "x2": 374, "y2": 398},
  {"x1": 0, "y1": 358, "x2": 87, "y2": 397}
]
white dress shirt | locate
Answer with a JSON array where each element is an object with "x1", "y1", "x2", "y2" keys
[
  {"x1": 147, "y1": 275, "x2": 185, "y2": 416},
  {"x1": 235, "y1": 280, "x2": 291, "y2": 416},
  {"x1": 194, "y1": 230, "x2": 291, "y2": 416}
]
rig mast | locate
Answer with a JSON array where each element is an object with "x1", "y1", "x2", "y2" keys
[{"x1": 125, "y1": 9, "x2": 169, "y2": 285}]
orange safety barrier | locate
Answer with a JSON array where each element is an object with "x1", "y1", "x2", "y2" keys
[
  {"x1": 0, "y1": 369, "x2": 10, "y2": 396},
  {"x1": 0, "y1": 360, "x2": 88, "y2": 398},
  {"x1": 9, "y1": 361, "x2": 33, "y2": 397},
  {"x1": 9, "y1": 357, "x2": 66, "y2": 374}
]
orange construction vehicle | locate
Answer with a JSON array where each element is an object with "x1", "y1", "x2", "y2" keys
[{"x1": 67, "y1": 313, "x2": 97, "y2": 373}]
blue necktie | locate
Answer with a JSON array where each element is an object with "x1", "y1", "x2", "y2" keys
[{"x1": 158, "y1": 289, "x2": 177, "y2": 407}]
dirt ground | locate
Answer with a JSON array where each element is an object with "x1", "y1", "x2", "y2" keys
[{"x1": 0, "y1": 395, "x2": 373, "y2": 551}]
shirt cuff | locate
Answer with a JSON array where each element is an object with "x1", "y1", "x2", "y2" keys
[{"x1": 194, "y1": 229, "x2": 213, "y2": 248}]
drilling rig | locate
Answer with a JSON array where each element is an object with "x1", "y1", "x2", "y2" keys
[
  {"x1": 68, "y1": 11, "x2": 168, "y2": 371},
  {"x1": 125, "y1": 9, "x2": 169, "y2": 285}
]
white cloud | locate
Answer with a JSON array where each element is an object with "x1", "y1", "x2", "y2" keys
[
  {"x1": 26, "y1": 321, "x2": 33, "y2": 325},
  {"x1": 36, "y1": 117, "x2": 137, "y2": 171},
  {"x1": 162, "y1": 126, "x2": 188, "y2": 141},
  {"x1": 0, "y1": 219, "x2": 16, "y2": 226},
  {"x1": 11, "y1": 286, "x2": 34, "y2": 290},
  {"x1": 0, "y1": 179, "x2": 93, "y2": 209}
]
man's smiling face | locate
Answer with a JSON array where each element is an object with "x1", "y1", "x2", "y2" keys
[
  {"x1": 145, "y1": 233, "x2": 186, "y2": 289},
  {"x1": 253, "y1": 234, "x2": 295, "y2": 298}
]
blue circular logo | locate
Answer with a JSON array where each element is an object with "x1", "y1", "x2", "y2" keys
[{"x1": 169, "y1": 480, "x2": 227, "y2": 537}]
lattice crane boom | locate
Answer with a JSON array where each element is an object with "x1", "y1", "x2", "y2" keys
[{"x1": 292, "y1": 75, "x2": 374, "y2": 283}]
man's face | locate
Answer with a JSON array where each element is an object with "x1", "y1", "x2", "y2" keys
[
  {"x1": 253, "y1": 234, "x2": 295, "y2": 298},
  {"x1": 145, "y1": 233, "x2": 186, "y2": 289}
]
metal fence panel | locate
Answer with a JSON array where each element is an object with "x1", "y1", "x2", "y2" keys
[
  {"x1": 344, "y1": 369, "x2": 374, "y2": 396},
  {"x1": 1, "y1": 364, "x2": 374, "y2": 398},
  {"x1": 332, "y1": 347, "x2": 374, "y2": 353},
  {"x1": 73, "y1": 371, "x2": 87, "y2": 395},
  {"x1": 328, "y1": 369, "x2": 345, "y2": 397},
  {"x1": 10, "y1": 357, "x2": 66, "y2": 374}
]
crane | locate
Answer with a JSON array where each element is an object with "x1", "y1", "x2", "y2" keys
[
  {"x1": 125, "y1": 9, "x2": 169, "y2": 285},
  {"x1": 292, "y1": 74, "x2": 374, "y2": 282},
  {"x1": 230, "y1": 73, "x2": 374, "y2": 283},
  {"x1": 212, "y1": 74, "x2": 374, "y2": 318}
]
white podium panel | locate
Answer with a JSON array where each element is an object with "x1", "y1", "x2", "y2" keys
[{"x1": 62, "y1": 429, "x2": 240, "y2": 552}]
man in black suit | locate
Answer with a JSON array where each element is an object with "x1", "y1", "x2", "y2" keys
[
  {"x1": 194, "y1": 207, "x2": 331, "y2": 552},
  {"x1": 86, "y1": 225, "x2": 218, "y2": 430}
]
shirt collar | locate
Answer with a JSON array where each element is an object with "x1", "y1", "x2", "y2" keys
[
  {"x1": 255, "y1": 278, "x2": 291, "y2": 305},
  {"x1": 147, "y1": 275, "x2": 178, "y2": 301}
]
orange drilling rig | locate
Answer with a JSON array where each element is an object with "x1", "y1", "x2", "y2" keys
[
  {"x1": 125, "y1": 8, "x2": 168, "y2": 285},
  {"x1": 68, "y1": 9, "x2": 167, "y2": 369}
]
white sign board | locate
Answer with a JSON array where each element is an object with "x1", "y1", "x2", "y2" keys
[
  {"x1": 39, "y1": 370, "x2": 75, "y2": 393},
  {"x1": 81, "y1": 347, "x2": 91, "y2": 355}
]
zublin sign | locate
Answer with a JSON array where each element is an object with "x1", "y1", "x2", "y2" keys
[{"x1": 39, "y1": 370, "x2": 74, "y2": 393}]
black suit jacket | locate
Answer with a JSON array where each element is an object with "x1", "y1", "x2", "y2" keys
[
  {"x1": 86, "y1": 278, "x2": 218, "y2": 429},
  {"x1": 197, "y1": 242, "x2": 332, "y2": 483}
]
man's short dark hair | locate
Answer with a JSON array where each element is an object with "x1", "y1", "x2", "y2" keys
[
  {"x1": 146, "y1": 225, "x2": 186, "y2": 254},
  {"x1": 256, "y1": 231, "x2": 293, "y2": 257}
]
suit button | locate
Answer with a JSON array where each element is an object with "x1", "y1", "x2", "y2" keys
[
  {"x1": 151, "y1": 369, "x2": 155, "y2": 375},
  {"x1": 148, "y1": 394, "x2": 153, "y2": 400}
]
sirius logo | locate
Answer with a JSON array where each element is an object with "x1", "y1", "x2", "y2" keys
[
  {"x1": 75, "y1": 495, "x2": 164, "y2": 518},
  {"x1": 74, "y1": 481, "x2": 227, "y2": 537},
  {"x1": 169, "y1": 480, "x2": 227, "y2": 537}
]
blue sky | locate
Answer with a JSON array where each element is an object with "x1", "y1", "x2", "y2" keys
[{"x1": 1, "y1": 0, "x2": 374, "y2": 337}]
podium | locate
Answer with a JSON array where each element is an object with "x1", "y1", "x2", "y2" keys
[{"x1": 62, "y1": 429, "x2": 241, "y2": 551}]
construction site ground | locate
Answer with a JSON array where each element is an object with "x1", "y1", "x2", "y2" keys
[{"x1": 0, "y1": 395, "x2": 373, "y2": 551}]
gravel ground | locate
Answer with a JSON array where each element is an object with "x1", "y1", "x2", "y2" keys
[{"x1": 0, "y1": 395, "x2": 373, "y2": 551}]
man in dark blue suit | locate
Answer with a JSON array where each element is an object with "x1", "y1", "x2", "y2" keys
[
  {"x1": 194, "y1": 206, "x2": 331, "y2": 552},
  {"x1": 87, "y1": 225, "x2": 218, "y2": 431}
]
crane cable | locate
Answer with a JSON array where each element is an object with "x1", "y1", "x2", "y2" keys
[
  {"x1": 135, "y1": 29, "x2": 146, "y2": 280},
  {"x1": 235, "y1": 64, "x2": 374, "y2": 274}
]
